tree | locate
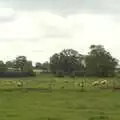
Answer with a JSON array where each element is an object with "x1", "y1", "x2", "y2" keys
[
  {"x1": 42, "y1": 61, "x2": 50, "y2": 71},
  {"x1": 23, "y1": 61, "x2": 33, "y2": 72},
  {"x1": 35, "y1": 62, "x2": 42, "y2": 69},
  {"x1": 85, "y1": 45, "x2": 118, "y2": 77},
  {"x1": 15, "y1": 56, "x2": 27, "y2": 71},
  {"x1": 6, "y1": 61, "x2": 14, "y2": 68},
  {"x1": 50, "y1": 49, "x2": 85, "y2": 75},
  {"x1": 50, "y1": 53, "x2": 60, "y2": 73},
  {"x1": 0, "y1": 61, "x2": 7, "y2": 72}
]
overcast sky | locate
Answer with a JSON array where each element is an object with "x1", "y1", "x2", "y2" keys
[{"x1": 0, "y1": 0, "x2": 120, "y2": 65}]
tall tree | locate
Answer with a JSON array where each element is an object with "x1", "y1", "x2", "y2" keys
[
  {"x1": 42, "y1": 61, "x2": 50, "y2": 71},
  {"x1": 6, "y1": 61, "x2": 13, "y2": 68},
  {"x1": 15, "y1": 56, "x2": 27, "y2": 71},
  {"x1": 35, "y1": 62, "x2": 42, "y2": 69},
  {"x1": 85, "y1": 45, "x2": 118, "y2": 77},
  {"x1": 0, "y1": 61, "x2": 7, "y2": 72},
  {"x1": 50, "y1": 49, "x2": 84, "y2": 75},
  {"x1": 23, "y1": 60, "x2": 33, "y2": 72}
]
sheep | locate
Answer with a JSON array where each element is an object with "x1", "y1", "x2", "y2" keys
[
  {"x1": 92, "y1": 81, "x2": 100, "y2": 86},
  {"x1": 16, "y1": 81, "x2": 23, "y2": 88},
  {"x1": 100, "y1": 79, "x2": 108, "y2": 88},
  {"x1": 100, "y1": 80, "x2": 108, "y2": 85}
]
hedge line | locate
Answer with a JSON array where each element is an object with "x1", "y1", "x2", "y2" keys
[{"x1": 0, "y1": 71, "x2": 36, "y2": 77}]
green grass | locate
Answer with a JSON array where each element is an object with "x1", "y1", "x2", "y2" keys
[{"x1": 0, "y1": 74, "x2": 119, "y2": 120}]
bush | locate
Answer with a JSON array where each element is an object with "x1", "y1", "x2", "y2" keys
[
  {"x1": 72, "y1": 71, "x2": 85, "y2": 77},
  {"x1": 28, "y1": 71, "x2": 36, "y2": 76},
  {"x1": 0, "y1": 71, "x2": 36, "y2": 77},
  {"x1": 70, "y1": 72, "x2": 75, "y2": 78},
  {"x1": 55, "y1": 71, "x2": 64, "y2": 77}
]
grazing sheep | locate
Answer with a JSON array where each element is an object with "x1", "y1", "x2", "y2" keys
[
  {"x1": 100, "y1": 79, "x2": 108, "y2": 88},
  {"x1": 92, "y1": 81, "x2": 100, "y2": 86},
  {"x1": 16, "y1": 81, "x2": 23, "y2": 88},
  {"x1": 100, "y1": 80, "x2": 108, "y2": 85}
]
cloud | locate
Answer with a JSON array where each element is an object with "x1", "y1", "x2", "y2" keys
[
  {"x1": 0, "y1": 11, "x2": 42, "y2": 40},
  {"x1": 0, "y1": 9, "x2": 119, "y2": 64},
  {"x1": 0, "y1": 8, "x2": 16, "y2": 22},
  {"x1": 2, "y1": 0, "x2": 120, "y2": 15}
]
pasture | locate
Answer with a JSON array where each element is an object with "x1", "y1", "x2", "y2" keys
[{"x1": 0, "y1": 74, "x2": 120, "y2": 120}]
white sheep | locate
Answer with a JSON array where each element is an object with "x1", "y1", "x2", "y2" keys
[
  {"x1": 100, "y1": 79, "x2": 108, "y2": 88},
  {"x1": 92, "y1": 81, "x2": 100, "y2": 86},
  {"x1": 16, "y1": 81, "x2": 23, "y2": 88},
  {"x1": 100, "y1": 80, "x2": 108, "y2": 85}
]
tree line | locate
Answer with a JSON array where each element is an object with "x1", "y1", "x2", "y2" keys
[
  {"x1": 0, "y1": 44, "x2": 118, "y2": 77},
  {"x1": 35, "y1": 45, "x2": 118, "y2": 77}
]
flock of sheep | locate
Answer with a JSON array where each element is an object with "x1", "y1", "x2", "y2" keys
[
  {"x1": 92, "y1": 80, "x2": 108, "y2": 87},
  {"x1": 48, "y1": 79, "x2": 109, "y2": 89},
  {"x1": 1, "y1": 79, "x2": 109, "y2": 90},
  {"x1": 1, "y1": 80, "x2": 24, "y2": 88}
]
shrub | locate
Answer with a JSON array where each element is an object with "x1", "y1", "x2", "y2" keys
[
  {"x1": 72, "y1": 71, "x2": 85, "y2": 77},
  {"x1": 0, "y1": 71, "x2": 36, "y2": 77},
  {"x1": 55, "y1": 71, "x2": 64, "y2": 77}
]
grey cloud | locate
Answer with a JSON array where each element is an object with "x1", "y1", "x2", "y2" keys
[{"x1": 1, "y1": 0, "x2": 120, "y2": 15}]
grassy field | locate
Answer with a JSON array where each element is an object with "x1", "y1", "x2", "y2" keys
[{"x1": 0, "y1": 74, "x2": 120, "y2": 120}]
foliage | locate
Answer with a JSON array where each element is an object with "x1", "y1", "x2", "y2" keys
[
  {"x1": 85, "y1": 45, "x2": 118, "y2": 77},
  {"x1": 13, "y1": 56, "x2": 34, "y2": 73},
  {"x1": 42, "y1": 61, "x2": 50, "y2": 71},
  {"x1": 50, "y1": 49, "x2": 85, "y2": 76},
  {"x1": 6, "y1": 60, "x2": 14, "y2": 68},
  {"x1": 0, "y1": 71, "x2": 36, "y2": 77},
  {"x1": 23, "y1": 61, "x2": 33, "y2": 72},
  {"x1": 14, "y1": 56, "x2": 27, "y2": 71},
  {"x1": 35, "y1": 62, "x2": 42, "y2": 69},
  {"x1": 0, "y1": 61, "x2": 7, "y2": 72}
]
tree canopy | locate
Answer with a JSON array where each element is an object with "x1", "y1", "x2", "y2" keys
[
  {"x1": 0, "y1": 44, "x2": 118, "y2": 77},
  {"x1": 50, "y1": 45, "x2": 118, "y2": 77},
  {"x1": 50, "y1": 49, "x2": 85, "y2": 75},
  {"x1": 85, "y1": 45, "x2": 118, "y2": 76}
]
